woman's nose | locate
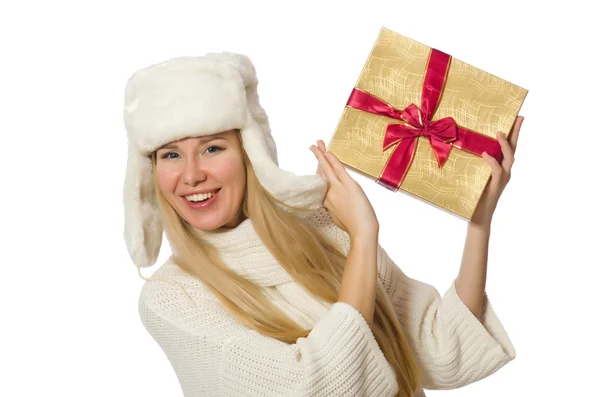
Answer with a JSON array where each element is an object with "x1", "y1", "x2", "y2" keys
[{"x1": 183, "y1": 161, "x2": 208, "y2": 185}]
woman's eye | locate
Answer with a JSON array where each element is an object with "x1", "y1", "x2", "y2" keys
[
  {"x1": 161, "y1": 152, "x2": 179, "y2": 159},
  {"x1": 160, "y1": 146, "x2": 222, "y2": 159},
  {"x1": 205, "y1": 146, "x2": 223, "y2": 154}
]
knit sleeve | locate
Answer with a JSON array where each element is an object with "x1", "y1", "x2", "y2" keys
[
  {"x1": 138, "y1": 277, "x2": 400, "y2": 397},
  {"x1": 308, "y1": 208, "x2": 516, "y2": 390},
  {"x1": 375, "y1": 243, "x2": 516, "y2": 390}
]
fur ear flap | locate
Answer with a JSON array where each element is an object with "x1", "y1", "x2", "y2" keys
[
  {"x1": 123, "y1": 143, "x2": 163, "y2": 268},
  {"x1": 239, "y1": 112, "x2": 327, "y2": 218}
]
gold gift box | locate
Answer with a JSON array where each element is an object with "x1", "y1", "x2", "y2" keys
[{"x1": 326, "y1": 27, "x2": 528, "y2": 220}]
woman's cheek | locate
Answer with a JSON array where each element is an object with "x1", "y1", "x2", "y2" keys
[{"x1": 156, "y1": 167, "x2": 180, "y2": 191}]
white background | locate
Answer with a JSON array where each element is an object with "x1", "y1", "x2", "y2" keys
[{"x1": 1, "y1": 0, "x2": 598, "y2": 395}]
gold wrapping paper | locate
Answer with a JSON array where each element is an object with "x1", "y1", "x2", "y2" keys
[{"x1": 327, "y1": 27, "x2": 528, "y2": 220}]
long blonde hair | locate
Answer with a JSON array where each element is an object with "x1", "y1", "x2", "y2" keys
[{"x1": 149, "y1": 130, "x2": 423, "y2": 396}]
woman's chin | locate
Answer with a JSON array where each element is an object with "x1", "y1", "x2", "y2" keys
[
  {"x1": 183, "y1": 209, "x2": 239, "y2": 231},
  {"x1": 187, "y1": 217, "x2": 225, "y2": 231}
]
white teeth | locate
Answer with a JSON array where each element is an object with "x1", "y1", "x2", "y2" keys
[{"x1": 185, "y1": 190, "x2": 218, "y2": 202}]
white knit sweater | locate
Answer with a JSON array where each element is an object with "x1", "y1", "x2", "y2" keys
[{"x1": 138, "y1": 208, "x2": 516, "y2": 396}]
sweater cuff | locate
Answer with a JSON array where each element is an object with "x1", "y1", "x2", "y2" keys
[
  {"x1": 442, "y1": 279, "x2": 516, "y2": 362},
  {"x1": 323, "y1": 302, "x2": 400, "y2": 395}
]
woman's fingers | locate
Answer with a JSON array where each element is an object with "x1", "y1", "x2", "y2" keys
[
  {"x1": 315, "y1": 142, "x2": 323, "y2": 176},
  {"x1": 315, "y1": 140, "x2": 330, "y2": 177},
  {"x1": 310, "y1": 144, "x2": 341, "y2": 186},
  {"x1": 316, "y1": 140, "x2": 326, "y2": 177},
  {"x1": 317, "y1": 140, "x2": 326, "y2": 152},
  {"x1": 496, "y1": 131, "x2": 514, "y2": 172},
  {"x1": 482, "y1": 152, "x2": 503, "y2": 179},
  {"x1": 316, "y1": 140, "x2": 353, "y2": 184}
]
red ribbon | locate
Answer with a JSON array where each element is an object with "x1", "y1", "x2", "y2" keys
[{"x1": 346, "y1": 49, "x2": 503, "y2": 191}]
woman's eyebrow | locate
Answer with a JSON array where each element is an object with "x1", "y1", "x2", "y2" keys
[{"x1": 159, "y1": 136, "x2": 228, "y2": 150}]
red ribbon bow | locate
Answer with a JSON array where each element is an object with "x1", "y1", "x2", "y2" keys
[
  {"x1": 384, "y1": 104, "x2": 458, "y2": 169},
  {"x1": 346, "y1": 49, "x2": 503, "y2": 191}
]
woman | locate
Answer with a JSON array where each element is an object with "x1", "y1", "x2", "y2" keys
[{"x1": 123, "y1": 52, "x2": 520, "y2": 397}]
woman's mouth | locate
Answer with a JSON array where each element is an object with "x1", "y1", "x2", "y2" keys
[{"x1": 183, "y1": 188, "x2": 221, "y2": 209}]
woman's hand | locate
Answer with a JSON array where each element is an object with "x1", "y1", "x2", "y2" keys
[
  {"x1": 471, "y1": 116, "x2": 525, "y2": 228},
  {"x1": 310, "y1": 140, "x2": 379, "y2": 239}
]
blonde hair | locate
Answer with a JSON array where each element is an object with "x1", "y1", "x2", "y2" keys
[{"x1": 141, "y1": 130, "x2": 423, "y2": 396}]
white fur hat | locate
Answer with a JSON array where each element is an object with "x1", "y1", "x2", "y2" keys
[{"x1": 123, "y1": 52, "x2": 326, "y2": 269}]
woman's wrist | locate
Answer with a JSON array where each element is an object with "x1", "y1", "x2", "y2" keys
[{"x1": 350, "y1": 227, "x2": 379, "y2": 245}]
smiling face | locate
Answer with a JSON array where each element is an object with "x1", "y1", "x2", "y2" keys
[{"x1": 154, "y1": 129, "x2": 247, "y2": 230}]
